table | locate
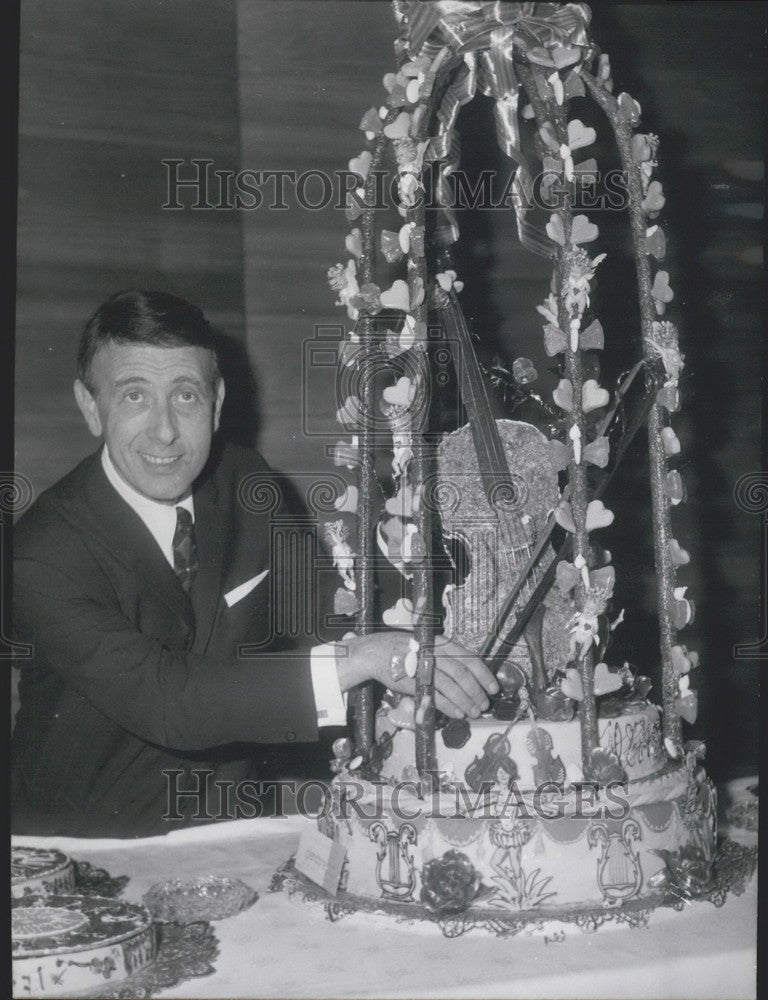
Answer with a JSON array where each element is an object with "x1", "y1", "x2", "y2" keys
[{"x1": 12, "y1": 779, "x2": 758, "y2": 999}]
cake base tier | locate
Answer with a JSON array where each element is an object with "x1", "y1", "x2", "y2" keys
[
  {"x1": 274, "y1": 834, "x2": 756, "y2": 939},
  {"x1": 318, "y1": 763, "x2": 718, "y2": 914}
]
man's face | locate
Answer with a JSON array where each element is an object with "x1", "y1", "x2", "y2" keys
[{"x1": 74, "y1": 341, "x2": 225, "y2": 503}]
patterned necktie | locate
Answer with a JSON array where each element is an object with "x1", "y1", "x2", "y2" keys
[{"x1": 172, "y1": 507, "x2": 198, "y2": 593}]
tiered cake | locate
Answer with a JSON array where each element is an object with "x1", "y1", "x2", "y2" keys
[
  {"x1": 317, "y1": 705, "x2": 715, "y2": 919},
  {"x1": 297, "y1": 1, "x2": 721, "y2": 931}
]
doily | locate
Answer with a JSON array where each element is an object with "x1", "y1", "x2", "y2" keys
[
  {"x1": 73, "y1": 859, "x2": 130, "y2": 899},
  {"x1": 76, "y1": 921, "x2": 218, "y2": 999}
]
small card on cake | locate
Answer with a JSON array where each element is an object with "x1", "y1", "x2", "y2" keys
[{"x1": 295, "y1": 828, "x2": 346, "y2": 896}]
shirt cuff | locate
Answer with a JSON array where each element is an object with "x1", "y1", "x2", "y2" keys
[{"x1": 310, "y1": 643, "x2": 348, "y2": 727}]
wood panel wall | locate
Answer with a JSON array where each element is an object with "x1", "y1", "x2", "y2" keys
[{"x1": 15, "y1": 0, "x2": 246, "y2": 498}]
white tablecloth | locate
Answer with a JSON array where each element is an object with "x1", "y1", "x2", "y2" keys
[{"x1": 12, "y1": 780, "x2": 758, "y2": 1000}]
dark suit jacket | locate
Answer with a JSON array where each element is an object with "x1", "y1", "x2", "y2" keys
[{"x1": 12, "y1": 441, "x2": 325, "y2": 837}]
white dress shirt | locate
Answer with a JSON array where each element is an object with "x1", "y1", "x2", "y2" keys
[{"x1": 101, "y1": 446, "x2": 346, "y2": 728}]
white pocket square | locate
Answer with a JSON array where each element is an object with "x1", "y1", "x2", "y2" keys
[{"x1": 224, "y1": 569, "x2": 269, "y2": 608}]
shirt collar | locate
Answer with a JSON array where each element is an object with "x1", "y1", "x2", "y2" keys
[{"x1": 101, "y1": 446, "x2": 194, "y2": 566}]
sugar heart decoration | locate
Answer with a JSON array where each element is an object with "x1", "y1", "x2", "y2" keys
[
  {"x1": 383, "y1": 112, "x2": 411, "y2": 139},
  {"x1": 380, "y1": 229, "x2": 403, "y2": 263},
  {"x1": 642, "y1": 180, "x2": 666, "y2": 215},
  {"x1": 385, "y1": 485, "x2": 414, "y2": 517},
  {"x1": 553, "y1": 378, "x2": 574, "y2": 411},
  {"x1": 333, "y1": 438, "x2": 359, "y2": 469},
  {"x1": 404, "y1": 638, "x2": 420, "y2": 679},
  {"x1": 670, "y1": 590, "x2": 695, "y2": 628},
  {"x1": 436, "y1": 269, "x2": 458, "y2": 291},
  {"x1": 398, "y1": 224, "x2": 412, "y2": 254},
  {"x1": 586, "y1": 499, "x2": 614, "y2": 531},
  {"x1": 651, "y1": 270, "x2": 674, "y2": 310},
  {"x1": 583, "y1": 436, "x2": 610, "y2": 468},
  {"x1": 546, "y1": 213, "x2": 566, "y2": 246},
  {"x1": 632, "y1": 134, "x2": 654, "y2": 163},
  {"x1": 617, "y1": 92, "x2": 642, "y2": 125},
  {"x1": 668, "y1": 538, "x2": 691, "y2": 566},
  {"x1": 405, "y1": 78, "x2": 421, "y2": 104},
  {"x1": 382, "y1": 597, "x2": 416, "y2": 628},
  {"x1": 665, "y1": 470, "x2": 686, "y2": 505},
  {"x1": 563, "y1": 70, "x2": 586, "y2": 99},
  {"x1": 544, "y1": 323, "x2": 568, "y2": 356},
  {"x1": 567, "y1": 119, "x2": 596, "y2": 151},
  {"x1": 561, "y1": 668, "x2": 584, "y2": 700},
  {"x1": 661, "y1": 426, "x2": 681, "y2": 455},
  {"x1": 548, "y1": 438, "x2": 571, "y2": 472},
  {"x1": 582, "y1": 379, "x2": 609, "y2": 413},
  {"x1": 334, "y1": 484, "x2": 359, "y2": 514},
  {"x1": 671, "y1": 644, "x2": 693, "y2": 674},
  {"x1": 570, "y1": 214, "x2": 599, "y2": 245},
  {"x1": 556, "y1": 560, "x2": 581, "y2": 594},
  {"x1": 334, "y1": 587, "x2": 358, "y2": 616},
  {"x1": 580, "y1": 319, "x2": 604, "y2": 351},
  {"x1": 380, "y1": 279, "x2": 410, "y2": 312},
  {"x1": 387, "y1": 82, "x2": 409, "y2": 108},
  {"x1": 336, "y1": 395, "x2": 363, "y2": 429},
  {"x1": 657, "y1": 384, "x2": 680, "y2": 412},
  {"x1": 349, "y1": 151, "x2": 372, "y2": 182},
  {"x1": 675, "y1": 691, "x2": 698, "y2": 725},
  {"x1": 345, "y1": 228, "x2": 363, "y2": 259},
  {"x1": 383, "y1": 376, "x2": 415, "y2": 408},
  {"x1": 554, "y1": 501, "x2": 576, "y2": 533},
  {"x1": 382, "y1": 72, "x2": 398, "y2": 93},
  {"x1": 590, "y1": 565, "x2": 616, "y2": 595},
  {"x1": 360, "y1": 107, "x2": 383, "y2": 136},
  {"x1": 644, "y1": 225, "x2": 667, "y2": 259},
  {"x1": 388, "y1": 695, "x2": 416, "y2": 730},
  {"x1": 345, "y1": 191, "x2": 364, "y2": 222},
  {"x1": 552, "y1": 45, "x2": 582, "y2": 69},
  {"x1": 593, "y1": 662, "x2": 623, "y2": 696}
]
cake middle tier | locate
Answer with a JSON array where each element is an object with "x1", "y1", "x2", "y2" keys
[{"x1": 375, "y1": 702, "x2": 664, "y2": 790}]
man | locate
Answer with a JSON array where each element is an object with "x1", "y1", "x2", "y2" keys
[{"x1": 12, "y1": 290, "x2": 497, "y2": 837}]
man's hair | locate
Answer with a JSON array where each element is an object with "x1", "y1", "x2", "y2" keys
[{"x1": 77, "y1": 290, "x2": 221, "y2": 392}]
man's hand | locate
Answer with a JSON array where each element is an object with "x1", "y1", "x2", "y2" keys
[{"x1": 334, "y1": 631, "x2": 499, "y2": 719}]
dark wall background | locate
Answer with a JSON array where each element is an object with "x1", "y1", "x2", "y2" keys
[{"x1": 14, "y1": 1, "x2": 763, "y2": 778}]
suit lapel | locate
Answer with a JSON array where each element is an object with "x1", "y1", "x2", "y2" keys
[
  {"x1": 189, "y1": 471, "x2": 226, "y2": 653},
  {"x1": 81, "y1": 451, "x2": 196, "y2": 634}
]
